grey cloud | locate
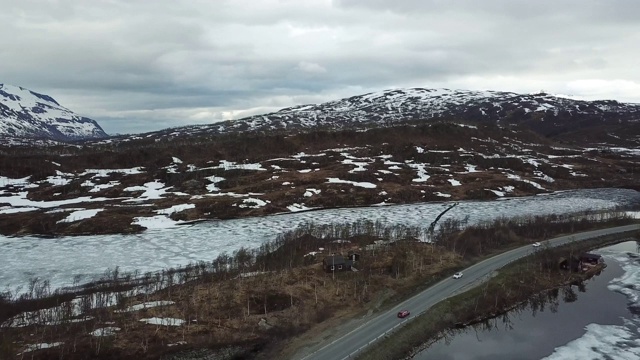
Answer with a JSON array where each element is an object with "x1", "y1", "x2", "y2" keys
[{"x1": 1, "y1": 0, "x2": 639, "y2": 134}]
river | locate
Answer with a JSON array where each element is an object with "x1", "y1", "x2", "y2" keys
[
  {"x1": 1, "y1": 188, "x2": 638, "y2": 294},
  {"x1": 412, "y1": 240, "x2": 640, "y2": 360}
]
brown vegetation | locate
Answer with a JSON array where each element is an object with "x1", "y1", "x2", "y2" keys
[
  {"x1": 0, "y1": 212, "x2": 636, "y2": 359},
  {"x1": 357, "y1": 233, "x2": 633, "y2": 360},
  {"x1": 1, "y1": 122, "x2": 639, "y2": 236}
]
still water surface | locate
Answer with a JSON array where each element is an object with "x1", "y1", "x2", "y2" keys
[{"x1": 414, "y1": 241, "x2": 640, "y2": 360}]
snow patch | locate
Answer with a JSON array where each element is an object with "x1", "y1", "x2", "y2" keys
[
  {"x1": 156, "y1": 204, "x2": 195, "y2": 215},
  {"x1": 213, "y1": 160, "x2": 266, "y2": 171},
  {"x1": 18, "y1": 342, "x2": 64, "y2": 355},
  {"x1": 408, "y1": 163, "x2": 430, "y2": 182},
  {"x1": 287, "y1": 203, "x2": 313, "y2": 212},
  {"x1": 132, "y1": 216, "x2": 185, "y2": 229},
  {"x1": 206, "y1": 176, "x2": 225, "y2": 192},
  {"x1": 115, "y1": 301, "x2": 175, "y2": 313},
  {"x1": 57, "y1": 209, "x2": 103, "y2": 223},
  {"x1": 304, "y1": 188, "x2": 321, "y2": 197},
  {"x1": 124, "y1": 181, "x2": 170, "y2": 201},
  {"x1": 464, "y1": 165, "x2": 479, "y2": 173},
  {"x1": 140, "y1": 317, "x2": 185, "y2": 326},
  {"x1": 239, "y1": 198, "x2": 270, "y2": 209},
  {"x1": 326, "y1": 178, "x2": 377, "y2": 188},
  {"x1": 91, "y1": 327, "x2": 121, "y2": 337}
]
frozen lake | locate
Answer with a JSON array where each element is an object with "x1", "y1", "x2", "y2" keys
[{"x1": 1, "y1": 188, "x2": 639, "y2": 293}]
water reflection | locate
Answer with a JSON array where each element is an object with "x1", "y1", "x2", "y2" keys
[{"x1": 414, "y1": 241, "x2": 637, "y2": 360}]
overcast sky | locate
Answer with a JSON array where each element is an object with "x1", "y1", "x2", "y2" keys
[{"x1": 2, "y1": 0, "x2": 639, "y2": 134}]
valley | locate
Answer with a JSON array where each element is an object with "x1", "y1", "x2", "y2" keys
[{"x1": 1, "y1": 86, "x2": 639, "y2": 359}]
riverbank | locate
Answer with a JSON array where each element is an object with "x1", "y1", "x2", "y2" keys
[
  {"x1": 355, "y1": 232, "x2": 639, "y2": 360},
  {"x1": 2, "y1": 189, "x2": 638, "y2": 295},
  {"x1": 1, "y1": 216, "x2": 637, "y2": 360},
  {"x1": 415, "y1": 241, "x2": 639, "y2": 360}
]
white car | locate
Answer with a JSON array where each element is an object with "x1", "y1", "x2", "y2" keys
[
  {"x1": 532, "y1": 242, "x2": 541, "y2": 247},
  {"x1": 453, "y1": 272, "x2": 463, "y2": 279}
]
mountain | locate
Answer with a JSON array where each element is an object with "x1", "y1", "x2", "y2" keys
[
  {"x1": 1, "y1": 87, "x2": 639, "y2": 237},
  {"x1": 129, "y1": 88, "x2": 640, "y2": 145},
  {"x1": 0, "y1": 84, "x2": 107, "y2": 141}
]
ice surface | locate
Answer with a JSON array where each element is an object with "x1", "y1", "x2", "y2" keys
[
  {"x1": 606, "y1": 251, "x2": 640, "y2": 312},
  {"x1": 0, "y1": 189, "x2": 637, "y2": 294},
  {"x1": 541, "y1": 321, "x2": 640, "y2": 360},
  {"x1": 543, "y1": 249, "x2": 640, "y2": 359}
]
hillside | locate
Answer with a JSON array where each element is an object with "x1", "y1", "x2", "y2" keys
[
  {"x1": 89, "y1": 87, "x2": 640, "y2": 147},
  {"x1": 1, "y1": 87, "x2": 639, "y2": 236},
  {"x1": 0, "y1": 84, "x2": 107, "y2": 141},
  {"x1": 1, "y1": 120, "x2": 638, "y2": 236}
]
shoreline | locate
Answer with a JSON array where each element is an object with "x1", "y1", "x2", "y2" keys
[
  {"x1": 355, "y1": 233, "x2": 637, "y2": 360},
  {"x1": 1, "y1": 220, "x2": 638, "y2": 360}
]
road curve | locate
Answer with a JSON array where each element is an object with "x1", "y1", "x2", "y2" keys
[{"x1": 296, "y1": 224, "x2": 640, "y2": 360}]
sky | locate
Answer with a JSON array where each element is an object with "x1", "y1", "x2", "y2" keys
[{"x1": 1, "y1": 0, "x2": 640, "y2": 135}]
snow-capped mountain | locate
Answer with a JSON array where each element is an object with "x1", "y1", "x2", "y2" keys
[
  {"x1": 0, "y1": 84, "x2": 107, "y2": 141},
  {"x1": 241, "y1": 88, "x2": 640, "y2": 129},
  {"x1": 134, "y1": 87, "x2": 640, "y2": 142}
]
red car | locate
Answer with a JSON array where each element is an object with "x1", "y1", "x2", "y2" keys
[{"x1": 397, "y1": 310, "x2": 410, "y2": 318}]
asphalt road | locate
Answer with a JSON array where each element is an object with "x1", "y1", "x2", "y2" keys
[{"x1": 297, "y1": 224, "x2": 640, "y2": 360}]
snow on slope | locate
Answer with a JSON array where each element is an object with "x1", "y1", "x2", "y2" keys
[
  {"x1": 0, "y1": 84, "x2": 107, "y2": 141},
  {"x1": 245, "y1": 87, "x2": 640, "y2": 129},
  {"x1": 102, "y1": 87, "x2": 640, "y2": 144}
]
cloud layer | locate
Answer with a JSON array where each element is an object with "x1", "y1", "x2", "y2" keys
[{"x1": 2, "y1": 0, "x2": 639, "y2": 134}]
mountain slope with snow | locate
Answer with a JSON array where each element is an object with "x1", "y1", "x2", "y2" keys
[
  {"x1": 0, "y1": 84, "x2": 107, "y2": 141},
  {"x1": 123, "y1": 87, "x2": 640, "y2": 144}
]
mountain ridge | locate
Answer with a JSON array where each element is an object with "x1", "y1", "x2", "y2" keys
[
  {"x1": 108, "y1": 87, "x2": 640, "y2": 145},
  {"x1": 3, "y1": 85, "x2": 640, "y2": 146}
]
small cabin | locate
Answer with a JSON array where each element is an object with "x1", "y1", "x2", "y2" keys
[
  {"x1": 580, "y1": 253, "x2": 603, "y2": 265},
  {"x1": 558, "y1": 255, "x2": 582, "y2": 272},
  {"x1": 322, "y1": 255, "x2": 352, "y2": 272}
]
